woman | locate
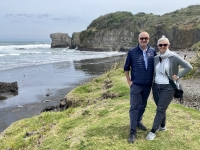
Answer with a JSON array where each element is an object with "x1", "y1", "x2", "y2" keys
[{"x1": 146, "y1": 35, "x2": 193, "y2": 140}]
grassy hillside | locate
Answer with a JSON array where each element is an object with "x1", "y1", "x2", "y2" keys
[
  {"x1": 86, "y1": 11, "x2": 157, "y2": 31},
  {"x1": 87, "y1": 5, "x2": 200, "y2": 32},
  {"x1": 0, "y1": 64, "x2": 200, "y2": 150}
]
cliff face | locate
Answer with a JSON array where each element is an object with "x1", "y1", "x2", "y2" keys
[
  {"x1": 50, "y1": 33, "x2": 71, "y2": 48},
  {"x1": 147, "y1": 27, "x2": 200, "y2": 51},
  {"x1": 72, "y1": 29, "x2": 136, "y2": 51},
  {"x1": 71, "y1": 32, "x2": 80, "y2": 49},
  {"x1": 72, "y1": 25, "x2": 200, "y2": 51},
  {"x1": 71, "y1": 5, "x2": 200, "y2": 51},
  {"x1": 149, "y1": 17, "x2": 200, "y2": 50}
]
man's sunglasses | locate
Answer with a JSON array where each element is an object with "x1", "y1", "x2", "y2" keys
[
  {"x1": 140, "y1": 37, "x2": 149, "y2": 41},
  {"x1": 158, "y1": 44, "x2": 168, "y2": 47}
]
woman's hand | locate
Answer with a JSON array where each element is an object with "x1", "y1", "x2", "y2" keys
[{"x1": 172, "y1": 75, "x2": 179, "y2": 81}]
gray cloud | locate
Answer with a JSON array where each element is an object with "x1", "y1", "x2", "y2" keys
[
  {"x1": 52, "y1": 16, "x2": 81, "y2": 22},
  {"x1": 6, "y1": 13, "x2": 49, "y2": 18},
  {"x1": 11, "y1": 20, "x2": 23, "y2": 23},
  {"x1": 38, "y1": 13, "x2": 49, "y2": 18},
  {"x1": 33, "y1": 21, "x2": 40, "y2": 23}
]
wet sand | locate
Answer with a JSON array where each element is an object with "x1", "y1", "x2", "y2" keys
[{"x1": 0, "y1": 55, "x2": 126, "y2": 133}]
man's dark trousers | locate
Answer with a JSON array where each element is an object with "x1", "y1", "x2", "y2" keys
[{"x1": 129, "y1": 83, "x2": 151, "y2": 134}]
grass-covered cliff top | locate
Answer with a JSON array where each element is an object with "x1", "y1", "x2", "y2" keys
[
  {"x1": 0, "y1": 62, "x2": 200, "y2": 149},
  {"x1": 87, "y1": 5, "x2": 200, "y2": 31}
]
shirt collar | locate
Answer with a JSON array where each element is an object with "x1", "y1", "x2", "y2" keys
[{"x1": 139, "y1": 45, "x2": 148, "y2": 52}]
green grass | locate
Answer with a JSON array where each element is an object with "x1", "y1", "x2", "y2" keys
[{"x1": 0, "y1": 67, "x2": 200, "y2": 150}]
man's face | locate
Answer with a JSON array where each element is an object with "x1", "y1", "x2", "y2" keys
[{"x1": 138, "y1": 33, "x2": 149, "y2": 47}]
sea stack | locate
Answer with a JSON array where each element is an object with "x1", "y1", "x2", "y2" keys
[{"x1": 50, "y1": 33, "x2": 71, "y2": 48}]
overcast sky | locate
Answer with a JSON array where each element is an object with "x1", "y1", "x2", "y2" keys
[{"x1": 0, "y1": 0, "x2": 199, "y2": 41}]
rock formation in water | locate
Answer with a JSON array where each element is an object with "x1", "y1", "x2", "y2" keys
[{"x1": 50, "y1": 33, "x2": 71, "y2": 48}]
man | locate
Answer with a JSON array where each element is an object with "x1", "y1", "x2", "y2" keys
[{"x1": 124, "y1": 31, "x2": 156, "y2": 143}]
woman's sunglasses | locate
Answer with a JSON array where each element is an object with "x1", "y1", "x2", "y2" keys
[{"x1": 158, "y1": 44, "x2": 168, "y2": 47}]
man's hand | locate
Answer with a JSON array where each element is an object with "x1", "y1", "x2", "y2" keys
[
  {"x1": 128, "y1": 81, "x2": 133, "y2": 86},
  {"x1": 125, "y1": 71, "x2": 133, "y2": 86}
]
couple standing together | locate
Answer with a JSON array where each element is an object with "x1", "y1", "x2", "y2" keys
[{"x1": 124, "y1": 31, "x2": 193, "y2": 143}]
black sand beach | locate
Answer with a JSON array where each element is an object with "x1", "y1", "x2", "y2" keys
[{"x1": 0, "y1": 55, "x2": 126, "y2": 133}]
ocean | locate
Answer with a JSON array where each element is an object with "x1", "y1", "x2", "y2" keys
[{"x1": 0, "y1": 41, "x2": 126, "y2": 71}]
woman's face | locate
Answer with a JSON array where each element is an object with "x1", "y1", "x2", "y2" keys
[{"x1": 158, "y1": 40, "x2": 169, "y2": 54}]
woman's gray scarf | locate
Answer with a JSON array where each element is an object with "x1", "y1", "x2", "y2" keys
[{"x1": 159, "y1": 49, "x2": 175, "y2": 74}]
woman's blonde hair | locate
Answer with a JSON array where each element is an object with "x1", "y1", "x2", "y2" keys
[{"x1": 157, "y1": 35, "x2": 170, "y2": 45}]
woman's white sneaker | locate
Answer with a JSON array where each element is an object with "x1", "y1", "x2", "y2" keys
[{"x1": 146, "y1": 132, "x2": 156, "y2": 140}]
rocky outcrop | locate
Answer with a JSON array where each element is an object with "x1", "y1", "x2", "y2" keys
[
  {"x1": 0, "y1": 82, "x2": 18, "y2": 93},
  {"x1": 0, "y1": 82, "x2": 18, "y2": 100},
  {"x1": 40, "y1": 98, "x2": 72, "y2": 113},
  {"x1": 50, "y1": 33, "x2": 71, "y2": 48},
  {"x1": 71, "y1": 24, "x2": 200, "y2": 52}
]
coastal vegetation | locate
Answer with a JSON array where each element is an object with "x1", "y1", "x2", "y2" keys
[
  {"x1": 87, "y1": 5, "x2": 200, "y2": 32},
  {"x1": 191, "y1": 41, "x2": 200, "y2": 52},
  {"x1": 0, "y1": 61, "x2": 200, "y2": 150}
]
